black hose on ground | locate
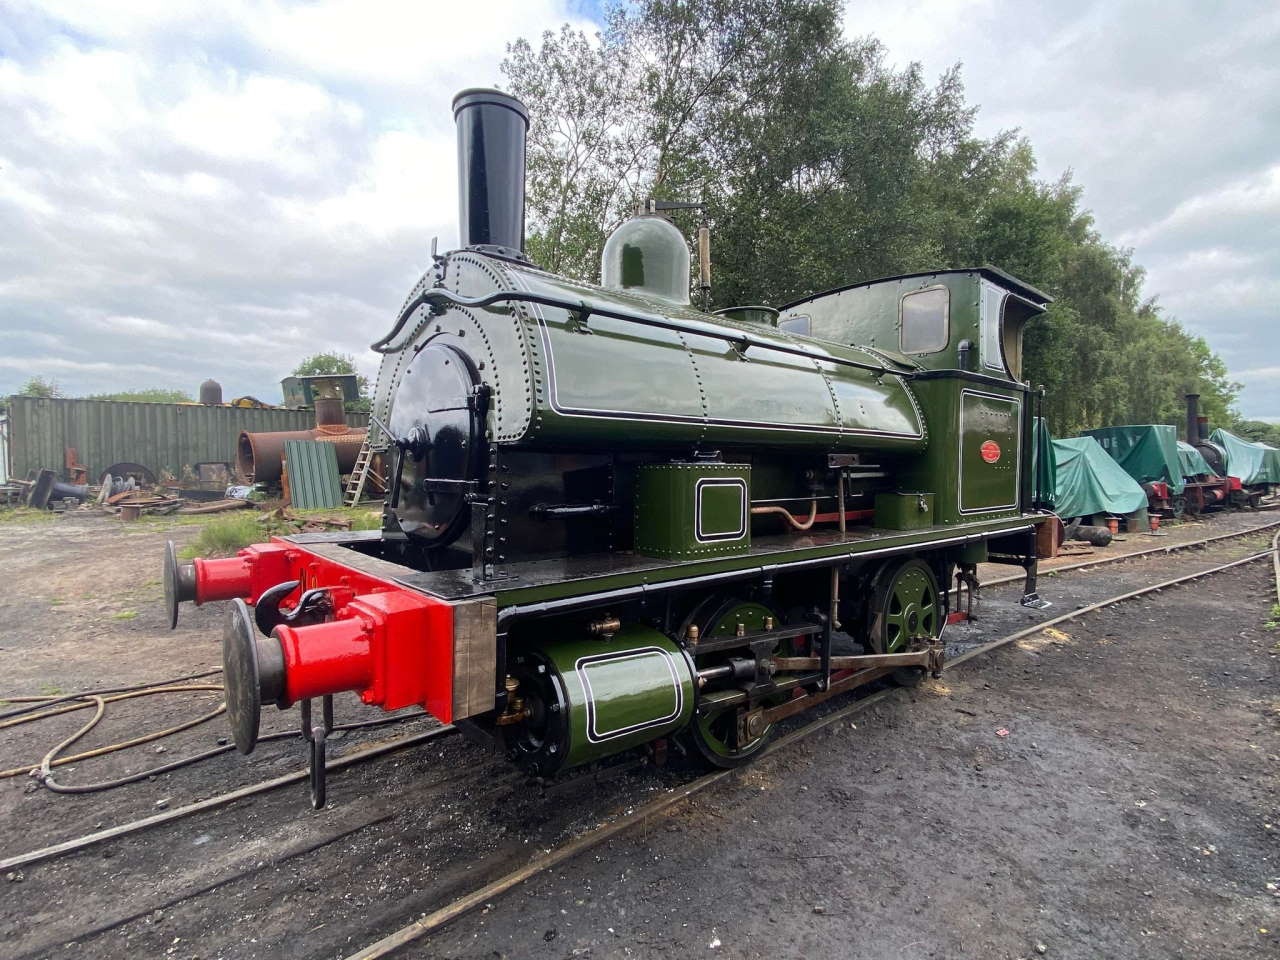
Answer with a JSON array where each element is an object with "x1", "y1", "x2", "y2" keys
[
  {"x1": 0, "y1": 669, "x2": 224, "y2": 723},
  {"x1": 1, "y1": 670, "x2": 430, "y2": 795}
]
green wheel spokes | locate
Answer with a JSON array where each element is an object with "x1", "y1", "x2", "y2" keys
[
  {"x1": 883, "y1": 565, "x2": 937, "y2": 652},
  {"x1": 872, "y1": 559, "x2": 942, "y2": 656}
]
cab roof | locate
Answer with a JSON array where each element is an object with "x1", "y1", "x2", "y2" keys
[{"x1": 780, "y1": 265, "x2": 1054, "y2": 312}]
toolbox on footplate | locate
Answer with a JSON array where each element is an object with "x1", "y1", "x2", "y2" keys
[{"x1": 874, "y1": 491, "x2": 936, "y2": 530}]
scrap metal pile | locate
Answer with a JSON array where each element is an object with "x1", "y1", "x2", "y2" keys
[{"x1": 4, "y1": 458, "x2": 253, "y2": 520}]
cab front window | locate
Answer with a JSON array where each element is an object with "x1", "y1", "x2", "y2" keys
[{"x1": 899, "y1": 287, "x2": 949, "y2": 354}]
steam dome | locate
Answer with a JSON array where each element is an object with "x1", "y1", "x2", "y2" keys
[{"x1": 601, "y1": 215, "x2": 691, "y2": 304}]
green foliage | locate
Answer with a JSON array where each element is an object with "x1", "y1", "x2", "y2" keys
[
  {"x1": 291, "y1": 352, "x2": 371, "y2": 413},
  {"x1": 19, "y1": 376, "x2": 61, "y2": 398},
  {"x1": 1265, "y1": 604, "x2": 1280, "y2": 631},
  {"x1": 504, "y1": 0, "x2": 1240, "y2": 435},
  {"x1": 85, "y1": 388, "x2": 194, "y2": 403},
  {"x1": 1234, "y1": 420, "x2": 1280, "y2": 446}
]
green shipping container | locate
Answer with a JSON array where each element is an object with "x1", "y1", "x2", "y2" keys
[{"x1": 4, "y1": 396, "x2": 367, "y2": 483}]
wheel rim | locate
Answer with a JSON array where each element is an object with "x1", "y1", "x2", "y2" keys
[
  {"x1": 692, "y1": 600, "x2": 782, "y2": 763},
  {"x1": 874, "y1": 560, "x2": 941, "y2": 654}
]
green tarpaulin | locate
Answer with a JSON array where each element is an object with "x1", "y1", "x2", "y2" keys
[
  {"x1": 1208, "y1": 428, "x2": 1280, "y2": 485},
  {"x1": 1083, "y1": 424, "x2": 1185, "y2": 495},
  {"x1": 1176, "y1": 440, "x2": 1216, "y2": 478},
  {"x1": 1032, "y1": 417, "x2": 1057, "y2": 508},
  {"x1": 1050, "y1": 435, "x2": 1149, "y2": 520}
]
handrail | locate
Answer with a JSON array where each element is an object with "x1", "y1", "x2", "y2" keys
[{"x1": 373, "y1": 286, "x2": 908, "y2": 379}]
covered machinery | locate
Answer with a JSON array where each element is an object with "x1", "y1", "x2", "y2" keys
[
  {"x1": 1184, "y1": 393, "x2": 1274, "y2": 506},
  {"x1": 1047, "y1": 435, "x2": 1147, "y2": 522},
  {"x1": 1205, "y1": 428, "x2": 1280, "y2": 487},
  {"x1": 1085, "y1": 422, "x2": 1231, "y2": 516}
]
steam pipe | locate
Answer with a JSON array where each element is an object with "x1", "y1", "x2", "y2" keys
[{"x1": 236, "y1": 427, "x2": 366, "y2": 483}]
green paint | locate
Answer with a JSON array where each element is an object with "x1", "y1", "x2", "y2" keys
[
  {"x1": 634, "y1": 462, "x2": 750, "y2": 560},
  {"x1": 778, "y1": 268, "x2": 1049, "y2": 377},
  {"x1": 489, "y1": 256, "x2": 927, "y2": 453},
  {"x1": 958, "y1": 390, "x2": 1020, "y2": 513},
  {"x1": 495, "y1": 513, "x2": 1037, "y2": 607},
  {"x1": 897, "y1": 377, "x2": 1025, "y2": 525},
  {"x1": 877, "y1": 563, "x2": 938, "y2": 653},
  {"x1": 692, "y1": 601, "x2": 781, "y2": 763},
  {"x1": 600, "y1": 215, "x2": 691, "y2": 304},
  {"x1": 536, "y1": 624, "x2": 694, "y2": 769},
  {"x1": 873, "y1": 491, "x2": 935, "y2": 530}
]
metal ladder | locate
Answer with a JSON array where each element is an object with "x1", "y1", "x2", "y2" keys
[{"x1": 343, "y1": 441, "x2": 378, "y2": 506}]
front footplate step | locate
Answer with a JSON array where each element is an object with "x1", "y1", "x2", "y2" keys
[{"x1": 1020, "y1": 593, "x2": 1052, "y2": 610}]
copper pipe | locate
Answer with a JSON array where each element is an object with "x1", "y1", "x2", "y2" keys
[{"x1": 750, "y1": 500, "x2": 818, "y2": 531}]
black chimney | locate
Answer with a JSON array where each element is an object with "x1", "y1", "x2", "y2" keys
[
  {"x1": 1185, "y1": 393, "x2": 1200, "y2": 444},
  {"x1": 452, "y1": 88, "x2": 529, "y2": 258}
]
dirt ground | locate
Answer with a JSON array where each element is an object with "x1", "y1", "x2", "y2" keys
[{"x1": 0, "y1": 509, "x2": 1277, "y2": 959}]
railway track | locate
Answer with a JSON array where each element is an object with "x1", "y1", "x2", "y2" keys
[
  {"x1": 344, "y1": 527, "x2": 1280, "y2": 960},
  {"x1": 971, "y1": 511, "x2": 1279, "y2": 592},
  {"x1": 4, "y1": 518, "x2": 1278, "y2": 958}
]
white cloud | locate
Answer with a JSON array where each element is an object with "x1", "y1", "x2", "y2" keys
[
  {"x1": 1119, "y1": 166, "x2": 1280, "y2": 249},
  {"x1": 0, "y1": 1, "x2": 593, "y2": 402},
  {"x1": 246, "y1": 0, "x2": 591, "y2": 89}
]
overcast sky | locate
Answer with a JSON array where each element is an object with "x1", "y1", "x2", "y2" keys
[{"x1": 1, "y1": 1, "x2": 1276, "y2": 419}]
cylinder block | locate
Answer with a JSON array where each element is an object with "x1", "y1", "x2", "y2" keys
[{"x1": 504, "y1": 625, "x2": 695, "y2": 775}]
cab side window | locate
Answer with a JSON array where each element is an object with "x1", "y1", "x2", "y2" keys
[
  {"x1": 899, "y1": 287, "x2": 949, "y2": 354},
  {"x1": 980, "y1": 282, "x2": 1007, "y2": 373}
]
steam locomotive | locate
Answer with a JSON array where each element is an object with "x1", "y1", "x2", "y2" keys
[{"x1": 165, "y1": 88, "x2": 1055, "y2": 807}]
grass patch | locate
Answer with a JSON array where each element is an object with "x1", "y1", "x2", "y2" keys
[
  {"x1": 0, "y1": 506, "x2": 57, "y2": 525},
  {"x1": 1266, "y1": 604, "x2": 1280, "y2": 631},
  {"x1": 111, "y1": 609, "x2": 138, "y2": 620},
  {"x1": 289, "y1": 506, "x2": 382, "y2": 530},
  {"x1": 178, "y1": 506, "x2": 382, "y2": 560},
  {"x1": 179, "y1": 513, "x2": 268, "y2": 560}
]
